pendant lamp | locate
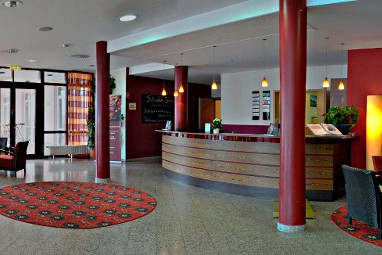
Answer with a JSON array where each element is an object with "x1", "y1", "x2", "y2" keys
[
  {"x1": 161, "y1": 60, "x2": 167, "y2": 95},
  {"x1": 322, "y1": 37, "x2": 330, "y2": 88},
  {"x1": 261, "y1": 38, "x2": 268, "y2": 87},
  {"x1": 179, "y1": 53, "x2": 184, "y2": 93},
  {"x1": 174, "y1": 90, "x2": 179, "y2": 97},
  {"x1": 161, "y1": 84, "x2": 167, "y2": 96},
  {"x1": 338, "y1": 43, "x2": 345, "y2": 90},
  {"x1": 211, "y1": 46, "x2": 218, "y2": 90}
]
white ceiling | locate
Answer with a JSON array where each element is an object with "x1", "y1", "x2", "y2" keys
[{"x1": 0, "y1": 0, "x2": 381, "y2": 85}]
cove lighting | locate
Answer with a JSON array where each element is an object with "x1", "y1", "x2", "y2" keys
[
  {"x1": 307, "y1": 0, "x2": 356, "y2": 7},
  {"x1": 118, "y1": 14, "x2": 137, "y2": 22}
]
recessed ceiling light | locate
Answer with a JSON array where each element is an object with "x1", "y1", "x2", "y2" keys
[
  {"x1": 38, "y1": 27, "x2": 53, "y2": 32},
  {"x1": 26, "y1": 59, "x2": 36, "y2": 63},
  {"x1": 70, "y1": 54, "x2": 90, "y2": 59},
  {"x1": 61, "y1": 43, "x2": 73, "y2": 48},
  {"x1": 1, "y1": 0, "x2": 23, "y2": 8},
  {"x1": 118, "y1": 14, "x2": 137, "y2": 22}
]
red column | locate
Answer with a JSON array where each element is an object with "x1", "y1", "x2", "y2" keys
[
  {"x1": 174, "y1": 66, "x2": 188, "y2": 130},
  {"x1": 95, "y1": 41, "x2": 110, "y2": 181},
  {"x1": 278, "y1": 0, "x2": 307, "y2": 232}
]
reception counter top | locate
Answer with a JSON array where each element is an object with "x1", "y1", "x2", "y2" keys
[{"x1": 157, "y1": 130, "x2": 356, "y2": 201}]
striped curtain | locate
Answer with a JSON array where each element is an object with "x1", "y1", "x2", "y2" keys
[{"x1": 68, "y1": 73, "x2": 93, "y2": 145}]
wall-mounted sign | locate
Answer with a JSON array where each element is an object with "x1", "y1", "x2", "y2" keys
[
  {"x1": 10, "y1": 65, "x2": 21, "y2": 70},
  {"x1": 129, "y1": 102, "x2": 136, "y2": 110},
  {"x1": 141, "y1": 94, "x2": 174, "y2": 124}
]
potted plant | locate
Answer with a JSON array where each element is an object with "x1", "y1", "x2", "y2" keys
[
  {"x1": 212, "y1": 118, "x2": 222, "y2": 134},
  {"x1": 86, "y1": 75, "x2": 116, "y2": 159},
  {"x1": 109, "y1": 75, "x2": 116, "y2": 94},
  {"x1": 92, "y1": 75, "x2": 116, "y2": 94},
  {"x1": 322, "y1": 105, "x2": 359, "y2": 134},
  {"x1": 87, "y1": 107, "x2": 95, "y2": 159}
]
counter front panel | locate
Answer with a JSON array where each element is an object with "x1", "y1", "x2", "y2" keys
[{"x1": 159, "y1": 131, "x2": 353, "y2": 201}]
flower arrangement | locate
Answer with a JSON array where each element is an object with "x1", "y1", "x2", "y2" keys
[{"x1": 212, "y1": 118, "x2": 222, "y2": 129}]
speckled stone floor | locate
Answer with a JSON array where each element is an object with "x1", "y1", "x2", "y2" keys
[{"x1": 0, "y1": 158, "x2": 379, "y2": 255}]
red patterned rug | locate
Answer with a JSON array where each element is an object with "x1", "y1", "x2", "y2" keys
[
  {"x1": 332, "y1": 206, "x2": 382, "y2": 247},
  {"x1": 0, "y1": 182, "x2": 156, "y2": 229}
]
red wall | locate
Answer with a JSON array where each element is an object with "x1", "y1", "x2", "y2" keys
[
  {"x1": 348, "y1": 48, "x2": 382, "y2": 168},
  {"x1": 125, "y1": 71, "x2": 211, "y2": 159},
  {"x1": 187, "y1": 83, "x2": 211, "y2": 130}
]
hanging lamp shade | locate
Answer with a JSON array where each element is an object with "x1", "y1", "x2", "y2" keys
[
  {"x1": 338, "y1": 80, "x2": 345, "y2": 90},
  {"x1": 338, "y1": 43, "x2": 345, "y2": 91},
  {"x1": 179, "y1": 84, "x2": 184, "y2": 93},
  {"x1": 261, "y1": 77, "x2": 268, "y2": 87},
  {"x1": 322, "y1": 37, "x2": 330, "y2": 88},
  {"x1": 211, "y1": 46, "x2": 218, "y2": 90},
  {"x1": 211, "y1": 80, "x2": 218, "y2": 90},
  {"x1": 161, "y1": 88, "x2": 167, "y2": 96},
  {"x1": 174, "y1": 90, "x2": 179, "y2": 97},
  {"x1": 322, "y1": 77, "x2": 330, "y2": 88}
]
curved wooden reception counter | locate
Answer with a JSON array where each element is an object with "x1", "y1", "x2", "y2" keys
[{"x1": 157, "y1": 131, "x2": 356, "y2": 201}]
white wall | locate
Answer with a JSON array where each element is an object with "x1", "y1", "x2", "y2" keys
[
  {"x1": 221, "y1": 64, "x2": 347, "y2": 125},
  {"x1": 110, "y1": 68, "x2": 126, "y2": 161}
]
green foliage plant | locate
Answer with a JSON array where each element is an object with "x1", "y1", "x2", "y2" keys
[{"x1": 323, "y1": 105, "x2": 359, "y2": 125}]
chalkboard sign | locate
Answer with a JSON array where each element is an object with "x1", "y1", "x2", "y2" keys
[{"x1": 142, "y1": 94, "x2": 174, "y2": 124}]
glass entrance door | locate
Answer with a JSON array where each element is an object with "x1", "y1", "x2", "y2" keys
[
  {"x1": 0, "y1": 88, "x2": 36, "y2": 155},
  {"x1": 0, "y1": 88, "x2": 11, "y2": 148},
  {"x1": 16, "y1": 89, "x2": 36, "y2": 154}
]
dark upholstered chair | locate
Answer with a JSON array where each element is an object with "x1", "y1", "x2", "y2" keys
[
  {"x1": 372, "y1": 156, "x2": 382, "y2": 172},
  {"x1": 342, "y1": 165, "x2": 382, "y2": 239},
  {"x1": 0, "y1": 141, "x2": 29, "y2": 177}
]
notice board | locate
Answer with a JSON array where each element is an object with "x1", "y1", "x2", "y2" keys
[{"x1": 142, "y1": 94, "x2": 174, "y2": 124}]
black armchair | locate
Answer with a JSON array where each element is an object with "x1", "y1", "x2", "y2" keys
[
  {"x1": 342, "y1": 165, "x2": 382, "y2": 239},
  {"x1": 0, "y1": 141, "x2": 29, "y2": 177}
]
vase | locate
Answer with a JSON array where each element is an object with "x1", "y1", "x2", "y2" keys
[
  {"x1": 334, "y1": 124, "x2": 355, "y2": 135},
  {"x1": 213, "y1": 128, "x2": 220, "y2": 134}
]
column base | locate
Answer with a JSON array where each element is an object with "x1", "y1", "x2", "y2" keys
[
  {"x1": 277, "y1": 222, "x2": 306, "y2": 233},
  {"x1": 95, "y1": 177, "x2": 111, "y2": 183}
]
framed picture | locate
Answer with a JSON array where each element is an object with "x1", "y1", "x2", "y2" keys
[{"x1": 310, "y1": 94, "x2": 317, "y2": 107}]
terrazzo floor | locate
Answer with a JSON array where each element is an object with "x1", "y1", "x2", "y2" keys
[{"x1": 0, "y1": 158, "x2": 379, "y2": 255}]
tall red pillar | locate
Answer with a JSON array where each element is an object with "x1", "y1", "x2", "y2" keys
[
  {"x1": 95, "y1": 41, "x2": 110, "y2": 182},
  {"x1": 278, "y1": 0, "x2": 307, "y2": 232},
  {"x1": 174, "y1": 66, "x2": 188, "y2": 130}
]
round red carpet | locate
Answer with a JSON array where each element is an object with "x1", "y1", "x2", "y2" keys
[
  {"x1": 332, "y1": 206, "x2": 382, "y2": 247},
  {"x1": 0, "y1": 182, "x2": 156, "y2": 229}
]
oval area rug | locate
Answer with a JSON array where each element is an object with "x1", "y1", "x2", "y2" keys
[
  {"x1": 332, "y1": 205, "x2": 382, "y2": 247},
  {"x1": 0, "y1": 182, "x2": 157, "y2": 229}
]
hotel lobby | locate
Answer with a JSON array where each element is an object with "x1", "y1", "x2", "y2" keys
[{"x1": 0, "y1": 0, "x2": 382, "y2": 254}]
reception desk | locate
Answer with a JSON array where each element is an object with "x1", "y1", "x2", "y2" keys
[{"x1": 157, "y1": 130, "x2": 356, "y2": 201}]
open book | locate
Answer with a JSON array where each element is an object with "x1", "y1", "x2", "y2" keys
[{"x1": 307, "y1": 123, "x2": 344, "y2": 136}]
